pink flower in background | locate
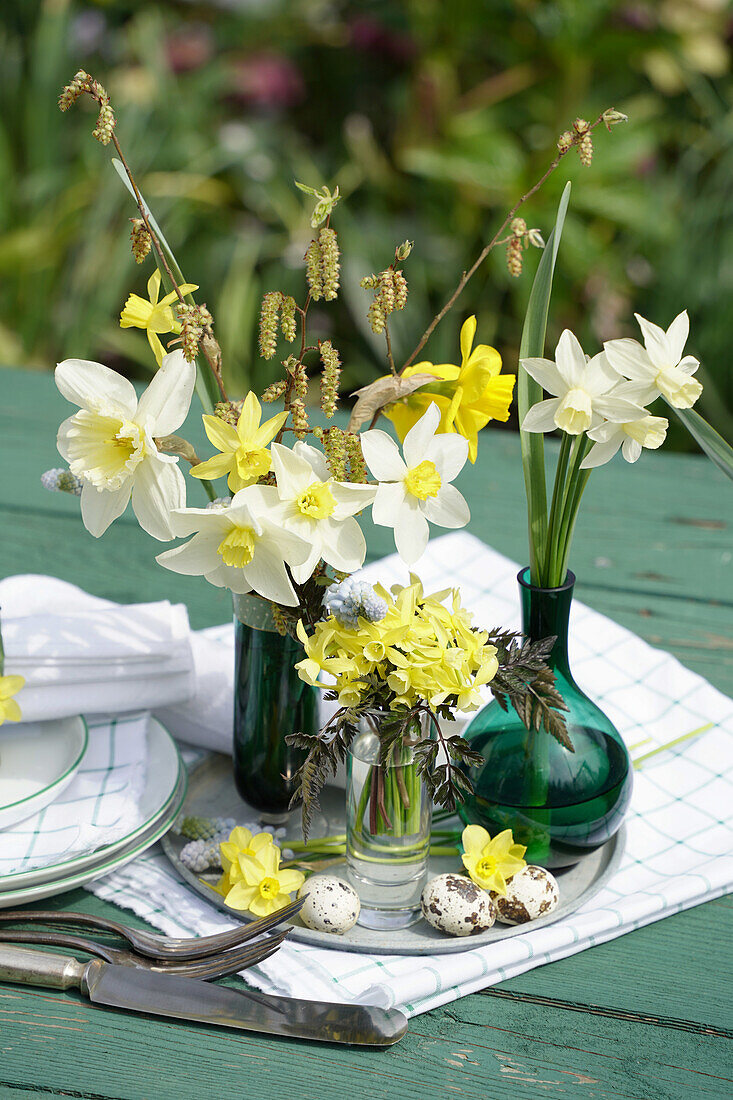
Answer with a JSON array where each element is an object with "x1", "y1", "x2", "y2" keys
[
  {"x1": 231, "y1": 53, "x2": 304, "y2": 110},
  {"x1": 165, "y1": 26, "x2": 214, "y2": 74}
]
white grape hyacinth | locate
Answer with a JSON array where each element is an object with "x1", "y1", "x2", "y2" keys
[
  {"x1": 603, "y1": 310, "x2": 702, "y2": 410},
  {"x1": 520, "y1": 330, "x2": 643, "y2": 436},
  {"x1": 360, "y1": 402, "x2": 470, "y2": 566},
  {"x1": 580, "y1": 413, "x2": 669, "y2": 469},
  {"x1": 268, "y1": 441, "x2": 377, "y2": 582},
  {"x1": 55, "y1": 350, "x2": 195, "y2": 540},
  {"x1": 156, "y1": 488, "x2": 311, "y2": 606}
]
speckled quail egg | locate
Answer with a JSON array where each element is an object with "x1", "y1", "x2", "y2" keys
[
  {"x1": 297, "y1": 875, "x2": 360, "y2": 934},
  {"x1": 420, "y1": 873, "x2": 496, "y2": 937},
  {"x1": 493, "y1": 865, "x2": 559, "y2": 925}
]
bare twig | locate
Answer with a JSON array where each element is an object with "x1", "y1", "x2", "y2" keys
[
  {"x1": 383, "y1": 321, "x2": 397, "y2": 375},
  {"x1": 401, "y1": 112, "x2": 609, "y2": 371}
]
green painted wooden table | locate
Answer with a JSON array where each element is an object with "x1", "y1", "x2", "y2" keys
[{"x1": 0, "y1": 367, "x2": 731, "y2": 1099}]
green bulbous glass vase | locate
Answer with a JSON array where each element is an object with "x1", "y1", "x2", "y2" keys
[{"x1": 460, "y1": 569, "x2": 633, "y2": 868}]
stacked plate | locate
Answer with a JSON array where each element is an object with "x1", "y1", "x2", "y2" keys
[{"x1": 0, "y1": 716, "x2": 186, "y2": 908}]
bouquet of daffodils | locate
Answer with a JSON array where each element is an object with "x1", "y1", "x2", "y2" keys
[{"x1": 48, "y1": 73, "x2": 731, "y2": 840}]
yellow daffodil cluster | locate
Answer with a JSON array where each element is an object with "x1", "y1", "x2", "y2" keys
[
  {"x1": 296, "y1": 577, "x2": 499, "y2": 713},
  {"x1": 211, "y1": 826, "x2": 305, "y2": 917},
  {"x1": 461, "y1": 825, "x2": 527, "y2": 896}
]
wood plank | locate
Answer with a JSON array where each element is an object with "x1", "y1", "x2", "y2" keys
[{"x1": 1, "y1": 969, "x2": 731, "y2": 1100}]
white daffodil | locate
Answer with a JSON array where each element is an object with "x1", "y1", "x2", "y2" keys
[
  {"x1": 603, "y1": 310, "x2": 702, "y2": 409},
  {"x1": 269, "y1": 442, "x2": 376, "y2": 583},
  {"x1": 521, "y1": 331, "x2": 643, "y2": 436},
  {"x1": 360, "y1": 402, "x2": 470, "y2": 566},
  {"x1": 580, "y1": 414, "x2": 669, "y2": 469},
  {"x1": 156, "y1": 487, "x2": 311, "y2": 606},
  {"x1": 56, "y1": 351, "x2": 195, "y2": 541}
]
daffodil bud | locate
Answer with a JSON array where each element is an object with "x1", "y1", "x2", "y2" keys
[
  {"x1": 319, "y1": 227, "x2": 340, "y2": 301},
  {"x1": 259, "y1": 291, "x2": 281, "y2": 358},
  {"x1": 319, "y1": 340, "x2": 341, "y2": 419}
]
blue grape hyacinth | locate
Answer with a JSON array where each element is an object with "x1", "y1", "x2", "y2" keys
[{"x1": 324, "y1": 578, "x2": 388, "y2": 628}]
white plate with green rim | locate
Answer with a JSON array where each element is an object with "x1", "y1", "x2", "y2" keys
[
  {"x1": 0, "y1": 716, "x2": 88, "y2": 830},
  {"x1": 0, "y1": 717, "x2": 182, "y2": 891},
  {"x1": 0, "y1": 754, "x2": 187, "y2": 908}
]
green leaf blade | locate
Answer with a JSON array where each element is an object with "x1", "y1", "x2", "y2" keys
[
  {"x1": 518, "y1": 181, "x2": 572, "y2": 585},
  {"x1": 669, "y1": 405, "x2": 733, "y2": 482}
]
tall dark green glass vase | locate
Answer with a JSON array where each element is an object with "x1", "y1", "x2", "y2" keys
[
  {"x1": 460, "y1": 570, "x2": 633, "y2": 868},
  {"x1": 232, "y1": 594, "x2": 319, "y2": 824}
]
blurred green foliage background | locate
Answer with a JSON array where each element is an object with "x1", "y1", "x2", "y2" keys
[{"x1": 1, "y1": 0, "x2": 731, "y2": 447}]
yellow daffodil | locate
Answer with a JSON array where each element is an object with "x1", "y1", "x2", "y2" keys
[
  {"x1": 190, "y1": 392, "x2": 288, "y2": 493},
  {"x1": 219, "y1": 826, "x2": 274, "y2": 879},
  {"x1": 0, "y1": 675, "x2": 24, "y2": 725},
  {"x1": 120, "y1": 270, "x2": 198, "y2": 366},
  {"x1": 384, "y1": 316, "x2": 515, "y2": 462},
  {"x1": 223, "y1": 842, "x2": 305, "y2": 917},
  {"x1": 461, "y1": 825, "x2": 526, "y2": 896}
]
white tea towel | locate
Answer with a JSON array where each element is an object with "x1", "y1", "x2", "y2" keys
[
  {"x1": 155, "y1": 625, "x2": 234, "y2": 753},
  {"x1": 0, "y1": 576, "x2": 194, "y2": 721},
  {"x1": 0, "y1": 712, "x2": 149, "y2": 876},
  {"x1": 87, "y1": 534, "x2": 733, "y2": 1017}
]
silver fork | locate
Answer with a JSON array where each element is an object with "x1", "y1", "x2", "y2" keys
[
  {"x1": 0, "y1": 926, "x2": 289, "y2": 980},
  {"x1": 0, "y1": 897, "x2": 304, "y2": 960}
]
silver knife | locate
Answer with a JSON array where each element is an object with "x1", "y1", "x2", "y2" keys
[{"x1": 0, "y1": 944, "x2": 407, "y2": 1047}]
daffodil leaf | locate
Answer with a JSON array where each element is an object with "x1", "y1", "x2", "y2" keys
[
  {"x1": 669, "y1": 405, "x2": 733, "y2": 482},
  {"x1": 348, "y1": 372, "x2": 438, "y2": 432},
  {"x1": 519, "y1": 181, "x2": 571, "y2": 584}
]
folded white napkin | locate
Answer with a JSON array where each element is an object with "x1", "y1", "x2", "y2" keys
[
  {"x1": 88, "y1": 534, "x2": 733, "y2": 1018},
  {"x1": 0, "y1": 712, "x2": 149, "y2": 876},
  {"x1": 0, "y1": 576, "x2": 194, "y2": 722}
]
